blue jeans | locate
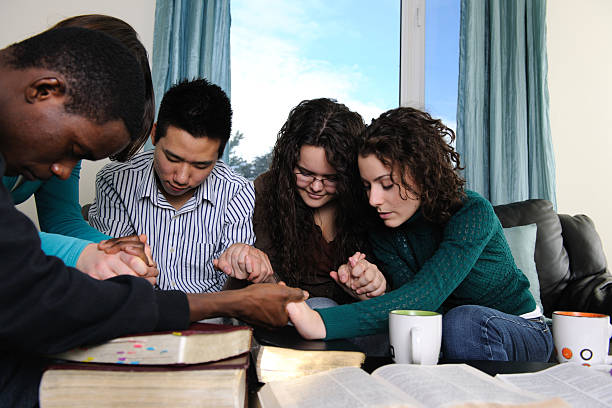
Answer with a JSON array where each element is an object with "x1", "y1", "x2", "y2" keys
[{"x1": 442, "y1": 305, "x2": 553, "y2": 362}]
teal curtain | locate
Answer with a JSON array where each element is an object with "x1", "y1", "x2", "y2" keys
[
  {"x1": 147, "y1": 0, "x2": 231, "y2": 161},
  {"x1": 456, "y1": 0, "x2": 556, "y2": 208}
]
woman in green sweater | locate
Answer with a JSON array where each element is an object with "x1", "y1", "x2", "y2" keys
[{"x1": 288, "y1": 107, "x2": 553, "y2": 361}]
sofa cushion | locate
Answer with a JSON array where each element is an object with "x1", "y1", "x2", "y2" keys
[
  {"x1": 493, "y1": 199, "x2": 570, "y2": 316},
  {"x1": 503, "y1": 224, "x2": 543, "y2": 314}
]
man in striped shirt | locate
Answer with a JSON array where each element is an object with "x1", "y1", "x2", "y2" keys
[{"x1": 89, "y1": 78, "x2": 272, "y2": 293}]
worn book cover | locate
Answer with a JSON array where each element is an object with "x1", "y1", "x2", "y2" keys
[{"x1": 52, "y1": 322, "x2": 252, "y2": 365}]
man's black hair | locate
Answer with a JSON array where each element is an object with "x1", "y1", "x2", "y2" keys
[
  {"x1": 6, "y1": 27, "x2": 145, "y2": 141},
  {"x1": 155, "y1": 78, "x2": 232, "y2": 157}
]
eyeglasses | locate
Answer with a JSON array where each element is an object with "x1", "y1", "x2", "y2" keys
[{"x1": 294, "y1": 167, "x2": 338, "y2": 188}]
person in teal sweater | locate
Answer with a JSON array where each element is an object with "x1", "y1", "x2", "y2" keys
[
  {"x1": 3, "y1": 15, "x2": 157, "y2": 282},
  {"x1": 288, "y1": 107, "x2": 553, "y2": 361}
]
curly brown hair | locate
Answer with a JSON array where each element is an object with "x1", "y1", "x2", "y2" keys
[
  {"x1": 259, "y1": 98, "x2": 370, "y2": 286},
  {"x1": 361, "y1": 107, "x2": 466, "y2": 224}
]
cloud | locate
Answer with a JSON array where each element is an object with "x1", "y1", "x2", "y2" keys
[{"x1": 230, "y1": 1, "x2": 387, "y2": 160}]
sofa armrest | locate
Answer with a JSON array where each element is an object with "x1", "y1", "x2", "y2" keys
[
  {"x1": 556, "y1": 272, "x2": 612, "y2": 315},
  {"x1": 559, "y1": 214, "x2": 607, "y2": 279}
]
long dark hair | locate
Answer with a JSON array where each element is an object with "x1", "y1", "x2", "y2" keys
[
  {"x1": 260, "y1": 98, "x2": 369, "y2": 285},
  {"x1": 52, "y1": 14, "x2": 154, "y2": 161},
  {"x1": 361, "y1": 107, "x2": 466, "y2": 224}
]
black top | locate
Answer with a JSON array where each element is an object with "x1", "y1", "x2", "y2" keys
[{"x1": 0, "y1": 154, "x2": 190, "y2": 407}]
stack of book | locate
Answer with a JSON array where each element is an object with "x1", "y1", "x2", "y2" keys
[{"x1": 39, "y1": 323, "x2": 252, "y2": 408}]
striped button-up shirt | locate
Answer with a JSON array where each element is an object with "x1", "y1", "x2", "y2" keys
[{"x1": 88, "y1": 150, "x2": 255, "y2": 293}]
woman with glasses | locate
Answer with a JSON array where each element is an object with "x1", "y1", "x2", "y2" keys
[
  {"x1": 251, "y1": 98, "x2": 387, "y2": 306},
  {"x1": 286, "y1": 107, "x2": 552, "y2": 362}
]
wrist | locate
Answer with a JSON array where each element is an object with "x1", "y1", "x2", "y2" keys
[
  {"x1": 75, "y1": 243, "x2": 96, "y2": 271},
  {"x1": 186, "y1": 290, "x2": 242, "y2": 322}
]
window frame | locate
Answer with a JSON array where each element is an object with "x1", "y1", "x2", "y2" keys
[{"x1": 400, "y1": 0, "x2": 426, "y2": 109}]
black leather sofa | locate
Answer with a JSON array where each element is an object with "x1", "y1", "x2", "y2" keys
[{"x1": 493, "y1": 199, "x2": 612, "y2": 317}]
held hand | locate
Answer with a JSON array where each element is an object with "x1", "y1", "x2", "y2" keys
[
  {"x1": 213, "y1": 243, "x2": 275, "y2": 283},
  {"x1": 77, "y1": 243, "x2": 158, "y2": 285},
  {"x1": 330, "y1": 252, "x2": 386, "y2": 300},
  {"x1": 229, "y1": 283, "x2": 308, "y2": 327},
  {"x1": 98, "y1": 234, "x2": 153, "y2": 266},
  {"x1": 286, "y1": 301, "x2": 326, "y2": 339}
]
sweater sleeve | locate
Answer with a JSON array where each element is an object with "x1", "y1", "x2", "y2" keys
[
  {"x1": 0, "y1": 160, "x2": 189, "y2": 355},
  {"x1": 34, "y1": 161, "x2": 111, "y2": 243},
  {"x1": 317, "y1": 194, "x2": 498, "y2": 340},
  {"x1": 38, "y1": 231, "x2": 90, "y2": 268}
]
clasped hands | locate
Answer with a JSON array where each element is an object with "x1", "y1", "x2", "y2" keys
[
  {"x1": 76, "y1": 234, "x2": 158, "y2": 285},
  {"x1": 213, "y1": 243, "x2": 275, "y2": 283},
  {"x1": 287, "y1": 252, "x2": 387, "y2": 340},
  {"x1": 331, "y1": 252, "x2": 387, "y2": 300}
]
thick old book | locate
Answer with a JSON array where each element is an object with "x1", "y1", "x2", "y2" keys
[
  {"x1": 257, "y1": 364, "x2": 570, "y2": 408},
  {"x1": 252, "y1": 325, "x2": 365, "y2": 383},
  {"x1": 51, "y1": 322, "x2": 252, "y2": 365},
  {"x1": 39, "y1": 353, "x2": 249, "y2": 408}
]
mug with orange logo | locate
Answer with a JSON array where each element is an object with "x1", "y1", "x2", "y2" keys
[{"x1": 552, "y1": 311, "x2": 612, "y2": 365}]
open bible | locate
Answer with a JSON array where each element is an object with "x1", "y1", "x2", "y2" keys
[{"x1": 258, "y1": 364, "x2": 569, "y2": 408}]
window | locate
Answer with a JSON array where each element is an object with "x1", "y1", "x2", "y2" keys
[
  {"x1": 229, "y1": 1, "x2": 400, "y2": 179},
  {"x1": 402, "y1": 0, "x2": 460, "y2": 132},
  {"x1": 228, "y1": 1, "x2": 459, "y2": 179}
]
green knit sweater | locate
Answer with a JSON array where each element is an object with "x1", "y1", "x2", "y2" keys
[{"x1": 317, "y1": 190, "x2": 535, "y2": 340}]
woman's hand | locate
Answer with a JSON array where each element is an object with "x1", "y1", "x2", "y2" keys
[
  {"x1": 286, "y1": 300, "x2": 326, "y2": 340},
  {"x1": 77, "y1": 242, "x2": 159, "y2": 285},
  {"x1": 331, "y1": 252, "x2": 386, "y2": 300}
]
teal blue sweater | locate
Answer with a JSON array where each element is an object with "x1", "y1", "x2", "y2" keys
[
  {"x1": 318, "y1": 191, "x2": 535, "y2": 340},
  {"x1": 3, "y1": 162, "x2": 111, "y2": 267}
]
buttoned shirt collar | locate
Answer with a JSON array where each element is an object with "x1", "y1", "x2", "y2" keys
[{"x1": 135, "y1": 157, "x2": 218, "y2": 208}]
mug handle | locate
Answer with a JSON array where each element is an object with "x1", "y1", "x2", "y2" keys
[{"x1": 411, "y1": 327, "x2": 422, "y2": 364}]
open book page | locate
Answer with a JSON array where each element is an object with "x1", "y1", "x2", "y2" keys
[
  {"x1": 497, "y1": 363, "x2": 612, "y2": 408},
  {"x1": 258, "y1": 366, "x2": 421, "y2": 408},
  {"x1": 372, "y1": 364, "x2": 567, "y2": 408}
]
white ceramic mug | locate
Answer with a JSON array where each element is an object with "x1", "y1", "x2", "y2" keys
[
  {"x1": 389, "y1": 310, "x2": 441, "y2": 364},
  {"x1": 552, "y1": 311, "x2": 612, "y2": 365}
]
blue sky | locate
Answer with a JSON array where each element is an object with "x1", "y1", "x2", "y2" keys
[
  {"x1": 230, "y1": 0, "x2": 458, "y2": 159},
  {"x1": 425, "y1": 0, "x2": 460, "y2": 128}
]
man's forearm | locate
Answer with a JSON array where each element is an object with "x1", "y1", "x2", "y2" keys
[{"x1": 186, "y1": 290, "x2": 241, "y2": 322}]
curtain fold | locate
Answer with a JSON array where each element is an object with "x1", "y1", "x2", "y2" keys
[
  {"x1": 456, "y1": 0, "x2": 556, "y2": 208},
  {"x1": 147, "y1": 0, "x2": 231, "y2": 160}
]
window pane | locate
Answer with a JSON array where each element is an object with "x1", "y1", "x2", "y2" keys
[
  {"x1": 425, "y1": 0, "x2": 460, "y2": 132},
  {"x1": 229, "y1": 0, "x2": 400, "y2": 179}
]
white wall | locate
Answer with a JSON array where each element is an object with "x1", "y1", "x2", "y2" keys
[
  {"x1": 547, "y1": 0, "x2": 612, "y2": 260},
  {"x1": 0, "y1": 0, "x2": 156, "y2": 227}
]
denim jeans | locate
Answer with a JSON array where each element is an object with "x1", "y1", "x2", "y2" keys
[{"x1": 442, "y1": 305, "x2": 553, "y2": 362}]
